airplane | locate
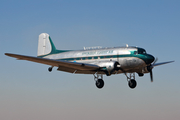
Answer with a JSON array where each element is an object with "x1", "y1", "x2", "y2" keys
[{"x1": 5, "y1": 33, "x2": 174, "y2": 89}]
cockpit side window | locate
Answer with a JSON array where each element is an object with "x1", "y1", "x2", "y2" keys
[{"x1": 134, "y1": 51, "x2": 137, "y2": 54}]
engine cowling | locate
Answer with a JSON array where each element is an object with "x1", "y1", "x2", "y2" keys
[{"x1": 97, "y1": 61, "x2": 120, "y2": 75}]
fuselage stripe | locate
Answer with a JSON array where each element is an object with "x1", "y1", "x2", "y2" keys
[{"x1": 56, "y1": 54, "x2": 146, "y2": 63}]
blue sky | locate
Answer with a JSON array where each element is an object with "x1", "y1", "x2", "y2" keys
[{"x1": 1, "y1": 0, "x2": 180, "y2": 120}]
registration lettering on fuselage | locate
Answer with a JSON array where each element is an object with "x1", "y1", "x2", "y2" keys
[{"x1": 82, "y1": 50, "x2": 114, "y2": 55}]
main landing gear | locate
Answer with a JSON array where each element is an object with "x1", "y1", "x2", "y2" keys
[
  {"x1": 125, "y1": 73, "x2": 137, "y2": 89},
  {"x1": 94, "y1": 73, "x2": 104, "y2": 89},
  {"x1": 93, "y1": 72, "x2": 137, "y2": 89}
]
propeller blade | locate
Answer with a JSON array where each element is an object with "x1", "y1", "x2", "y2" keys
[
  {"x1": 153, "y1": 61, "x2": 174, "y2": 67},
  {"x1": 150, "y1": 70, "x2": 153, "y2": 82}
]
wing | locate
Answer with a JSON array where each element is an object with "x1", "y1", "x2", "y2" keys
[{"x1": 5, "y1": 53, "x2": 100, "y2": 72}]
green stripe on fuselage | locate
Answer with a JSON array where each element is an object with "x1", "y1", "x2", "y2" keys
[{"x1": 57, "y1": 54, "x2": 152, "y2": 64}]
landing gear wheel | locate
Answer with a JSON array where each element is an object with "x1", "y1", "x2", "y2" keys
[
  {"x1": 48, "y1": 67, "x2": 52, "y2": 72},
  {"x1": 96, "y1": 79, "x2": 104, "y2": 89},
  {"x1": 128, "y1": 79, "x2": 137, "y2": 89}
]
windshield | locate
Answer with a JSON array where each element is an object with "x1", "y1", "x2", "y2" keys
[{"x1": 138, "y1": 48, "x2": 146, "y2": 54}]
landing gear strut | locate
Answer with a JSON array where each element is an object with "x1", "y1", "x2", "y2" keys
[
  {"x1": 125, "y1": 73, "x2": 137, "y2": 89},
  {"x1": 94, "y1": 73, "x2": 104, "y2": 89}
]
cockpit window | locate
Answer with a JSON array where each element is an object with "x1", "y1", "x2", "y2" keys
[{"x1": 138, "y1": 48, "x2": 146, "y2": 54}]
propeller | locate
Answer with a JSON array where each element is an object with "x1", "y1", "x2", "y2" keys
[
  {"x1": 147, "y1": 58, "x2": 174, "y2": 82},
  {"x1": 147, "y1": 58, "x2": 158, "y2": 82}
]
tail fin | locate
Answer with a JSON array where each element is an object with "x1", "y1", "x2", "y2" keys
[{"x1": 37, "y1": 33, "x2": 57, "y2": 57}]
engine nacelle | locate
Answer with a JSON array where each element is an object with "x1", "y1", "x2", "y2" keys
[{"x1": 97, "y1": 61, "x2": 120, "y2": 75}]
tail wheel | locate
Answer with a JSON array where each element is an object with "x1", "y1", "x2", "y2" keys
[
  {"x1": 48, "y1": 67, "x2": 52, "y2": 72},
  {"x1": 96, "y1": 79, "x2": 104, "y2": 89},
  {"x1": 128, "y1": 79, "x2": 137, "y2": 89}
]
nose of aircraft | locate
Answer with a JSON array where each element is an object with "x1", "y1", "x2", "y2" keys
[{"x1": 145, "y1": 54, "x2": 155, "y2": 65}]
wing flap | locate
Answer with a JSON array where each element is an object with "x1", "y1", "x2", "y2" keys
[
  {"x1": 5, "y1": 53, "x2": 100, "y2": 71},
  {"x1": 57, "y1": 66, "x2": 98, "y2": 74}
]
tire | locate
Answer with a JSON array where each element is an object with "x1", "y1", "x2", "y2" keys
[
  {"x1": 48, "y1": 67, "x2": 52, "y2": 72},
  {"x1": 128, "y1": 79, "x2": 137, "y2": 89},
  {"x1": 96, "y1": 79, "x2": 104, "y2": 89}
]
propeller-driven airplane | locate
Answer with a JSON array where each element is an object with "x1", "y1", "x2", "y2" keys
[{"x1": 5, "y1": 33, "x2": 174, "y2": 89}]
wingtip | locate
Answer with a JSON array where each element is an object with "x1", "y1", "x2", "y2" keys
[
  {"x1": 4, "y1": 53, "x2": 12, "y2": 56},
  {"x1": 5, "y1": 53, "x2": 17, "y2": 57},
  {"x1": 4, "y1": 53, "x2": 8, "y2": 56}
]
